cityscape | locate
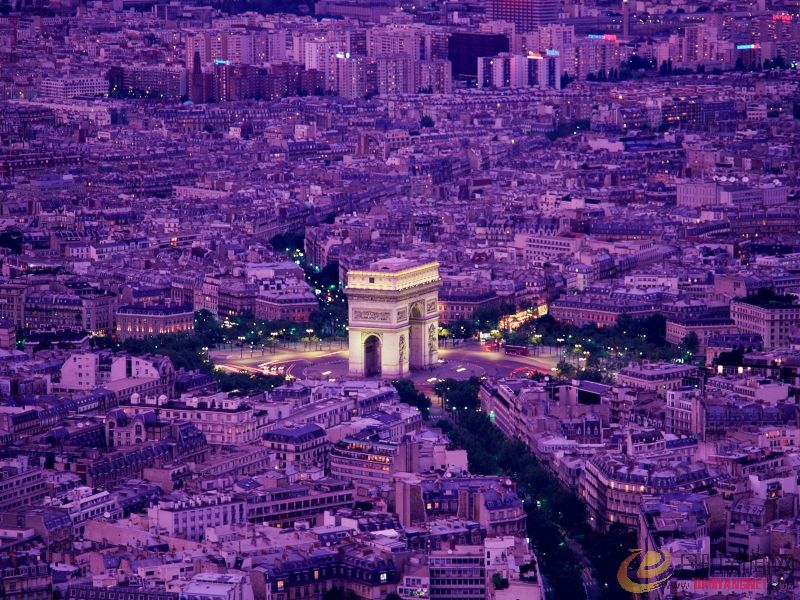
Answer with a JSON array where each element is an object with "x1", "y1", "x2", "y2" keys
[{"x1": 1, "y1": 0, "x2": 800, "y2": 599}]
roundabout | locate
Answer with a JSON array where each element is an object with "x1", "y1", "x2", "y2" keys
[{"x1": 210, "y1": 340, "x2": 558, "y2": 387}]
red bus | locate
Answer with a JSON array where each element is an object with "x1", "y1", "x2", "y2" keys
[{"x1": 504, "y1": 345, "x2": 530, "y2": 356}]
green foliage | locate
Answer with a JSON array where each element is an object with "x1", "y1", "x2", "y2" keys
[
  {"x1": 491, "y1": 572, "x2": 510, "y2": 590},
  {"x1": 448, "y1": 318, "x2": 476, "y2": 339},
  {"x1": 323, "y1": 587, "x2": 358, "y2": 600},
  {"x1": 509, "y1": 313, "x2": 686, "y2": 374},
  {"x1": 625, "y1": 55, "x2": 655, "y2": 71},
  {"x1": 215, "y1": 371, "x2": 284, "y2": 396},
  {"x1": 681, "y1": 331, "x2": 700, "y2": 355},
  {"x1": 547, "y1": 119, "x2": 590, "y2": 141},
  {"x1": 194, "y1": 309, "x2": 225, "y2": 346},
  {"x1": 738, "y1": 287, "x2": 796, "y2": 309},
  {"x1": 269, "y1": 233, "x2": 348, "y2": 338},
  {"x1": 0, "y1": 229, "x2": 23, "y2": 254},
  {"x1": 270, "y1": 231, "x2": 305, "y2": 254},
  {"x1": 556, "y1": 360, "x2": 575, "y2": 378},
  {"x1": 391, "y1": 379, "x2": 432, "y2": 418},
  {"x1": 439, "y1": 406, "x2": 637, "y2": 600},
  {"x1": 473, "y1": 303, "x2": 517, "y2": 330},
  {"x1": 434, "y1": 377, "x2": 481, "y2": 412},
  {"x1": 576, "y1": 368, "x2": 605, "y2": 382},
  {"x1": 715, "y1": 347, "x2": 745, "y2": 367},
  {"x1": 443, "y1": 304, "x2": 517, "y2": 340},
  {"x1": 91, "y1": 311, "x2": 288, "y2": 393},
  {"x1": 420, "y1": 115, "x2": 435, "y2": 128}
]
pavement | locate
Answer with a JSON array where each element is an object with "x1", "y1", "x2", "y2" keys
[{"x1": 210, "y1": 340, "x2": 559, "y2": 387}]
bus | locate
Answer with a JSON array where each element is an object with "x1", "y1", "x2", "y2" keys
[{"x1": 504, "y1": 345, "x2": 530, "y2": 356}]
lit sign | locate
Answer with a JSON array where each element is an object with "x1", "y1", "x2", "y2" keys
[
  {"x1": 773, "y1": 13, "x2": 792, "y2": 23},
  {"x1": 736, "y1": 43, "x2": 761, "y2": 50},
  {"x1": 527, "y1": 51, "x2": 544, "y2": 60},
  {"x1": 335, "y1": 52, "x2": 351, "y2": 59},
  {"x1": 546, "y1": 49, "x2": 560, "y2": 56},
  {"x1": 587, "y1": 34, "x2": 618, "y2": 42},
  {"x1": 214, "y1": 59, "x2": 231, "y2": 65}
]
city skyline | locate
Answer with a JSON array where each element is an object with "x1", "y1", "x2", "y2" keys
[{"x1": 1, "y1": 0, "x2": 800, "y2": 599}]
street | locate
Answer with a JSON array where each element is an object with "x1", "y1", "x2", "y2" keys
[{"x1": 210, "y1": 340, "x2": 559, "y2": 386}]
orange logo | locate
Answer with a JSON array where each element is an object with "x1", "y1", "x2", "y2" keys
[{"x1": 617, "y1": 548, "x2": 673, "y2": 593}]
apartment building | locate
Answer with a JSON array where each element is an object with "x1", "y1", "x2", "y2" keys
[
  {"x1": 242, "y1": 478, "x2": 354, "y2": 528},
  {"x1": 582, "y1": 454, "x2": 719, "y2": 529},
  {"x1": 0, "y1": 458, "x2": 47, "y2": 512},
  {"x1": 731, "y1": 296, "x2": 800, "y2": 350},
  {"x1": 263, "y1": 423, "x2": 328, "y2": 470},
  {"x1": 429, "y1": 545, "x2": 486, "y2": 600},
  {"x1": 330, "y1": 433, "x2": 403, "y2": 499},
  {"x1": 148, "y1": 493, "x2": 247, "y2": 541},
  {"x1": 616, "y1": 363, "x2": 700, "y2": 398},
  {"x1": 116, "y1": 304, "x2": 194, "y2": 340},
  {"x1": 128, "y1": 392, "x2": 268, "y2": 445}
]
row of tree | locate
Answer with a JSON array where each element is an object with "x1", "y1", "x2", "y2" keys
[
  {"x1": 91, "y1": 310, "x2": 285, "y2": 395},
  {"x1": 437, "y1": 406, "x2": 636, "y2": 600}
]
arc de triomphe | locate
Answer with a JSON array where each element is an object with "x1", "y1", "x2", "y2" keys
[{"x1": 345, "y1": 258, "x2": 440, "y2": 378}]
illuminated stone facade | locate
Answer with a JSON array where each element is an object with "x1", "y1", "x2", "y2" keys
[{"x1": 346, "y1": 259, "x2": 440, "y2": 377}]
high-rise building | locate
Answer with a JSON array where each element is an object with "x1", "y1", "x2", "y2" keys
[
  {"x1": 336, "y1": 54, "x2": 378, "y2": 99},
  {"x1": 622, "y1": 0, "x2": 630, "y2": 39},
  {"x1": 490, "y1": 0, "x2": 560, "y2": 33},
  {"x1": 477, "y1": 52, "x2": 561, "y2": 90},
  {"x1": 448, "y1": 32, "x2": 510, "y2": 79}
]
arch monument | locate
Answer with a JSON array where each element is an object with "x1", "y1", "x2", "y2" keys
[{"x1": 345, "y1": 258, "x2": 440, "y2": 378}]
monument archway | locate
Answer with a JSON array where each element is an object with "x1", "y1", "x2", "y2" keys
[
  {"x1": 346, "y1": 259, "x2": 440, "y2": 378},
  {"x1": 363, "y1": 334, "x2": 381, "y2": 377}
]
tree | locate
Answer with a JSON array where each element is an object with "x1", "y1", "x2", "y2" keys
[
  {"x1": 215, "y1": 371, "x2": 284, "y2": 395},
  {"x1": 435, "y1": 377, "x2": 481, "y2": 412},
  {"x1": 556, "y1": 360, "x2": 575, "y2": 378},
  {"x1": 681, "y1": 331, "x2": 700, "y2": 355},
  {"x1": 0, "y1": 229, "x2": 23, "y2": 254},
  {"x1": 194, "y1": 309, "x2": 224, "y2": 346},
  {"x1": 420, "y1": 115, "x2": 434, "y2": 128},
  {"x1": 716, "y1": 347, "x2": 744, "y2": 368},
  {"x1": 626, "y1": 55, "x2": 654, "y2": 71},
  {"x1": 576, "y1": 369, "x2": 605, "y2": 383},
  {"x1": 324, "y1": 587, "x2": 358, "y2": 600},
  {"x1": 492, "y1": 572, "x2": 510, "y2": 590},
  {"x1": 472, "y1": 306, "x2": 503, "y2": 330},
  {"x1": 392, "y1": 379, "x2": 432, "y2": 418},
  {"x1": 450, "y1": 318, "x2": 475, "y2": 339}
]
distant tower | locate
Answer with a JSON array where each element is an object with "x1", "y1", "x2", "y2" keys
[
  {"x1": 622, "y1": 0, "x2": 630, "y2": 39},
  {"x1": 190, "y1": 51, "x2": 204, "y2": 103}
]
